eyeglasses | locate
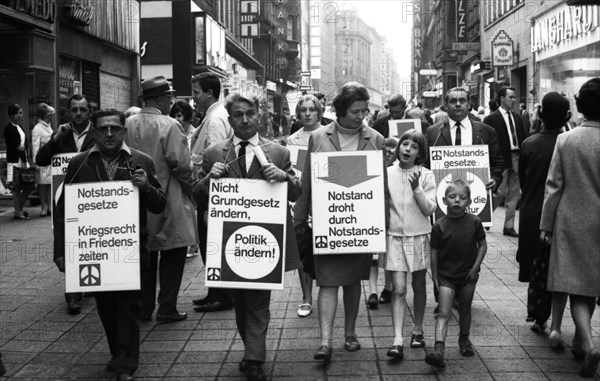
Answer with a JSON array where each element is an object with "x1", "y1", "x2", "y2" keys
[
  {"x1": 447, "y1": 98, "x2": 468, "y2": 105},
  {"x1": 95, "y1": 125, "x2": 123, "y2": 134}
]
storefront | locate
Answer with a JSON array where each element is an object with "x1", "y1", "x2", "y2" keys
[{"x1": 531, "y1": 4, "x2": 600, "y2": 123}]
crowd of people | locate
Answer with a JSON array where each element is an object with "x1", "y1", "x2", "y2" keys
[{"x1": 2, "y1": 77, "x2": 599, "y2": 380}]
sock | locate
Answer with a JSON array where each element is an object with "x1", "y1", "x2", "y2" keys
[
  {"x1": 434, "y1": 341, "x2": 445, "y2": 357},
  {"x1": 459, "y1": 332, "x2": 470, "y2": 347}
]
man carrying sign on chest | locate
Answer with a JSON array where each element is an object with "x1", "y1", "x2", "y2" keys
[{"x1": 193, "y1": 94, "x2": 302, "y2": 381}]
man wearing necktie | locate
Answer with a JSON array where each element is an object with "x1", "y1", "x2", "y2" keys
[
  {"x1": 193, "y1": 94, "x2": 302, "y2": 381},
  {"x1": 484, "y1": 86, "x2": 527, "y2": 237}
]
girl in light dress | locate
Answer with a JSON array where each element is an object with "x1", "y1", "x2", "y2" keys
[{"x1": 380, "y1": 130, "x2": 436, "y2": 359}]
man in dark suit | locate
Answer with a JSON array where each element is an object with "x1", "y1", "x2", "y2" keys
[
  {"x1": 36, "y1": 94, "x2": 96, "y2": 315},
  {"x1": 55, "y1": 109, "x2": 166, "y2": 381},
  {"x1": 194, "y1": 94, "x2": 302, "y2": 381},
  {"x1": 425, "y1": 87, "x2": 504, "y2": 191},
  {"x1": 483, "y1": 86, "x2": 527, "y2": 237},
  {"x1": 373, "y1": 93, "x2": 431, "y2": 138}
]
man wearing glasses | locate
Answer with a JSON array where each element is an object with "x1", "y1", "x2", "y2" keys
[{"x1": 425, "y1": 87, "x2": 503, "y2": 192}]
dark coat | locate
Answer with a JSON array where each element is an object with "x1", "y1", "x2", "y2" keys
[
  {"x1": 54, "y1": 146, "x2": 166, "y2": 263},
  {"x1": 35, "y1": 122, "x2": 96, "y2": 166},
  {"x1": 425, "y1": 119, "x2": 504, "y2": 188},
  {"x1": 372, "y1": 115, "x2": 431, "y2": 138},
  {"x1": 516, "y1": 129, "x2": 561, "y2": 282},
  {"x1": 4, "y1": 123, "x2": 28, "y2": 163},
  {"x1": 483, "y1": 109, "x2": 527, "y2": 169},
  {"x1": 195, "y1": 136, "x2": 303, "y2": 272}
]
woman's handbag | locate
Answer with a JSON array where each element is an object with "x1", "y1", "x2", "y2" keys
[{"x1": 13, "y1": 152, "x2": 36, "y2": 184}]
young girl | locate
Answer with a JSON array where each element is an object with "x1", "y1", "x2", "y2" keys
[{"x1": 380, "y1": 130, "x2": 436, "y2": 359}]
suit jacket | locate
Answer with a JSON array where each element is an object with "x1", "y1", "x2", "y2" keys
[
  {"x1": 4, "y1": 123, "x2": 28, "y2": 163},
  {"x1": 195, "y1": 135, "x2": 302, "y2": 272},
  {"x1": 425, "y1": 119, "x2": 504, "y2": 188},
  {"x1": 35, "y1": 122, "x2": 96, "y2": 166},
  {"x1": 294, "y1": 122, "x2": 389, "y2": 226},
  {"x1": 372, "y1": 115, "x2": 431, "y2": 138},
  {"x1": 483, "y1": 109, "x2": 527, "y2": 169},
  {"x1": 54, "y1": 145, "x2": 166, "y2": 263}
]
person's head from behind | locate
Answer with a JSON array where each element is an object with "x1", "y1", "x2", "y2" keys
[
  {"x1": 575, "y1": 77, "x2": 600, "y2": 122},
  {"x1": 170, "y1": 100, "x2": 194, "y2": 126},
  {"x1": 91, "y1": 109, "x2": 127, "y2": 158},
  {"x1": 539, "y1": 92, "x2": 571, "y2": 130},
  {"x1": 296, "y1": 94, "x2": 323, "y2": 128},
  {"x1": 315, "y1": 92, "x2": 327, "y2": 110},
  {"x1": 191, "y1": 73, "x2": 221, "y2": 113},
  {"x1": 445, "y1": 87, "x2": 471, "y2": 122},
  {"x1": 387, "y1": 93, "x2": 407, "y2": 120},
  {"x1": 384, "y1": 137, "x2": 398, "y2": 166},
  {"x1": 35, "y1": 103, "x2": 55, "y2": 123},
  {"x1": 67, "y1": 94, "x2": 91, "y2": 128},
  {"x1": 489, "y1": 99, "x2": 499, "y2": 112},
  {"x1": 225, "y1": 94, "x2": 259, "y2": 141},
  {"x1": 141, "y1": 76, "x2": 175, "y2": 115},
  {"x1": 395, "y1": 129, "x2": 428, "y2": 168},
  {"x1": 7, "y1": 104, "x2": 23, "y2": 123},
  {"x1": 443, "y1": 179, "x2": 471, "y2": 217},
  {"x1": 332, "y1": 82, "x2": 370, "y2": 129},
  {"x1": 124, "y1": 106, "x2": 141, "y2": 119}
]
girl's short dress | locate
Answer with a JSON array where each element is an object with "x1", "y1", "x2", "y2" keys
[{"x1": 379, "y1": 234, "x2": 430, "y2": 272}]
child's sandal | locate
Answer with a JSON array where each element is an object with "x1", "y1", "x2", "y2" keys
[
  {"x1": 459, "y1": 341, "x2": 475, "y2": 357},
  {"x1": 410, "y1": 334, "x2": 425, "y2": 348}
]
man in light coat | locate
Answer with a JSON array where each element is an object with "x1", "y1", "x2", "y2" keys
[{"x1": 125, "y1": 76, "x2": 197, "y2": 323}]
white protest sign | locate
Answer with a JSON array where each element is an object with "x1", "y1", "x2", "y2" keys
[
  {"x1": 388, "y1": 119, "x2": 422, "y2": 138},
  {"x1": 51, "y1": 153, "x2": 78, "y2": 226},
  {"x1": 429, "y1": 145, "x2": 493, "y2": 226},
  {"x1": 311, "y1": 151, "x2": 386, "y2": 255},
  {"x1": 64, "y1": 182, "x2": 140, "y2": 292},
  {"x1": 287, "y1": 144, "x2": 308, "y2": 177},
  {"x1": 206, "y1": 178, "x2": 288, "y2": 290}
]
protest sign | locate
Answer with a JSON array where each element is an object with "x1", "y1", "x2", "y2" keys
[
  {"x1": 429, "y1": 145, "x2": 493, "y2": 226},
  {"x1": 388, "y1": 119, "x2": 422, "y2": 138},
  {"x1": 51, "y1": 153, "x2": 78, "y2": 226},
  {"x1": 205, "y1": 178, "x2": 288, "y2": 290},
  {"x1": 311, "y1": 151, "x2": 386, "y2": 255},
  {"x1": 64, "y1": 182, "x2": 140, "y2": 292}
]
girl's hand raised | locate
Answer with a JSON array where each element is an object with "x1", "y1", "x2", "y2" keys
[{"x1": 408, "y1": 171, "x2": 421, "y2": 190}]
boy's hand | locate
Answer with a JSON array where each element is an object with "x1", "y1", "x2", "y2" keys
[
  {"x1": 408, "y1": 171, "x2": 421, "y2": 190},
  {"x1": 466, "y1": 265, "x2": 480, "y2": 281}
]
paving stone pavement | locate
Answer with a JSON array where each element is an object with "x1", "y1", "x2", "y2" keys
[{"x1": 0, "y1": 205, "x2": 598, "y2": 380}]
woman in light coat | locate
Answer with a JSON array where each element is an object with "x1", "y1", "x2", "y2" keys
[{"x1": 32, "y1": 103, "x2": 55, "y2": 216}]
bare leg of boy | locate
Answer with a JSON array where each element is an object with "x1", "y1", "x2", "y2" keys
[
  {"x1": 425, "y1": 286, "x2": 455, "y2": 368},
  {"x1": 456, "y1": 281, "x2": 477, "y2": 356}
]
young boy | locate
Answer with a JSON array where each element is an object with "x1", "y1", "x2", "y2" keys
[{"x1": 425, "y1": 179, "x2": 487, "y2": 368}]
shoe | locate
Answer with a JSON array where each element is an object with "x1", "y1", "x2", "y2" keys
[
  {"x1": 66, "y1": 298, "x2": 81, "y2": 315},
  {"x1": 459, "y1": 337, "x2": 475, "y2": 357},
  {"x1": 40, "y1": 212, "x2": 47, "y2": 217},
  {"x1": 571, "y1": 337, "x2": 586, "y2": 360},
  {"x1": 580, "y1": 350, "x2": 600, "y2": 378},
  {"x1": 193, "y1": 300, "x2": 233, "y2": 312},
  {"x1": 117, "y1": 373, "x2": 134, "y2": 381},
  {"x1": 367, "y1": 293, "x2": 379, "y2": 309},
  {"x1": 548, "y1": 330, "x2": 565, "y2": 350},
  {"x1": 410, "y1": 334, "x2": 425, "y2": 348},
  {"x1": 186, "y1": 245, "x2": 199, "y2": 258},
  {"x1": 0, "y1": 353, "x2": 6, "y2": 377},
  {"x1": 503, "y1": 227, "x2": 519, "y2": 237},
  {"x1": 387, "y1": 345, "x2": 404, "y2": 359},
  {"x1": 239, "y1": 359, "x2": 249, "y2": 372},
  {"x1": 530, "y1": 321, "x2": 548, "y2": 334},
  {"x1": 379, "y1": 289, "x2": 392, "y2": 304},
  {"x1": 156, "y1": 312, "x2": 187, "y2": 323},
  {"x1": 13, "y1": 213, "x2": 30, "y2": 220},
  {"x1": 138, "y1": 312, "x2": 152, "y2": 322},
  {"x1": 297, "y1": 303, "x2": 312, "y2": 317},
  {"x1": 344, "y1": 335, "x2": 361, "y2": 352},
  {"x1": 23, "y1": 211, "x2": 29, "y2": 218},
  {"x1": 425, "y1": 352, "x2": 446, "y2": 368},
  {"x1": 246, "y1": 362, "x2": 266, "y2": 381},
  {"x1": 314, "y1": 345, "x2": 332, "y2": 362},
  {"x1": 192, "y1": 296, "x2": 212, "y2": 306},
  {"x1": 47, "y1": 210, "x2": 51, "y2": 216}
]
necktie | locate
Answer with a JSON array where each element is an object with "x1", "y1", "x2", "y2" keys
[
  {"x1": 507, "y1": 111, "x2": 518, "y2": 149},
  {"x1": 455, "y1": 122, "x2": 461, "y2": 146},
  {"x1": 238, "y1": 141, "x2": 249, "y2": 177}
]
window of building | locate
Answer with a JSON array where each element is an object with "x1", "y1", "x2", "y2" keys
[{"x1": 484, "y1": 0, "x2": 523, "y2": 28}]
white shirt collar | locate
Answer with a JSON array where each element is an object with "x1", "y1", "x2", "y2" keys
[
  {"x1": 449, "y1": 116, "x2": 471, "y2": 129},
  {"x1": 233, "y1": 133, "x2": 260, "y2": 147}
]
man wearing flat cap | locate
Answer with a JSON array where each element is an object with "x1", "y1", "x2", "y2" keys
[{"x1": 125, "y1": 76, "x2": 198, "y2": 323}]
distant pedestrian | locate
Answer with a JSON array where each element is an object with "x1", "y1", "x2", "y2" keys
[
  {"x1": 540, "y1": 78, "x2": 600, "y2": 377},
  {"x1": 520, "y1": 103, "x2": 531, "y2": 133},
  {"x1": 4, "y1": 104, "x2": 34, "y2": 220},
  {"x1": 425, "y1": 180, "x2": 487, "y2": 369},
  {"x1": 32, "y1": 103, "x2": 55, "y2": 217},
  {"x1": 380, "y1": 130, "x2": 436, "y2": 359},
  {"x1": 518, "y1": 92, "x2": 571, "y2": 342}
]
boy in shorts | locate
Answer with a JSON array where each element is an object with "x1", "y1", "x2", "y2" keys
[{"x1": 425, "y1": 179, "x2": 487, "y2": 368}]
